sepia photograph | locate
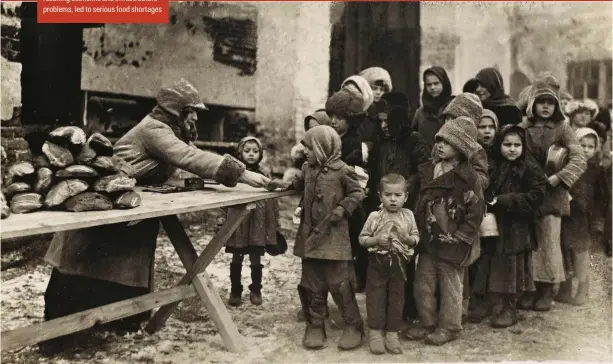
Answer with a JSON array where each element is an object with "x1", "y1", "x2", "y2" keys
[{"x1": 1, "y1": 1, "x2": 612, "y2": 363}]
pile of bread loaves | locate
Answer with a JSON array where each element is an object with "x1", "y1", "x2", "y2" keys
[{"x1": 1, "y1": 127, "x2": 141, "y2": 219}]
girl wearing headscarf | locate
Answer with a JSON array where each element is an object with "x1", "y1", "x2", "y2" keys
[
  {"x1": 41, "y1": 79, "x2": 270, "y2": 353},
  {"x1": 292, "y1": 125, "x2": 366, "y2": 351},
  {"x1": 470, "y1": 125, "x2": 547, "y2": 327},
  {"x1": 412, "y1": 66, "x2": 455, "y2": 151},
  {"x1": 225, "y1": 136, "x2": 283, "y2": 307},
  {"x1": 463, "y1": 67, "x2": 522, "y2": 128}
]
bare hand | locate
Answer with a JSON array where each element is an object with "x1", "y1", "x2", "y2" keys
[
  {"x1": 548, "y1": 175, "x2": 561, "y2": 187},
  {"x1": 375, "y1": 236, "x2": 391, "y2": 249},
  {"x1": 239, "y1": 170, "x2": 271, "y2": 188},
  {"x1": 266, "y1": 178, "x2": 292, "y2": 191}
]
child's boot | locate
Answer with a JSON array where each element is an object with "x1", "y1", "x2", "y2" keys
[
  {"x1": 425, "y1": 328, "x2": 459, "y2": 346},
  {"x1": 400, "y1": 323, "x2": 436, "y2": 341},
  {"x1": 467, "y1": 294, "x2": 492, "y2": 323},
  {"x1": 491, "y1": 295, "x2": 517, "y2": 328},
  {"x1": 249, "y1": 264, "x2": 263, "y2": 306},
  {"x1": 332, "y1": 281, "x2": 364, "y2": 350},
  {"x1": 228, "y1": 263, "x2": 243, "y2": 307},
  {"x1": 517, "y1": 291, "x2": 535, "y2": 310},
  {"x1": 303, "y1": 291, "x2": 327, "y2": 350},
  {"x1": 533, "y1": 282, "x2": 554, "y2": 311},
  {"x1": 554, "y1": 279, "x2": 574, "y2": 304},
  {"x1": 369, "y1": 329, "x2": 385, "y2": 355},
  {"x1": 573, "y1": 280, "x2": 589, "y2": 306},
  {"x1": 384, "y1": 331, "x2": 403, "y2": 354}
]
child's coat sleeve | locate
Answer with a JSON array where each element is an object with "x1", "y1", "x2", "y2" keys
[
  {"x1": 338, "y1": 166, "x2": 366, "y2": 215},
  {"x1": 495, "y1": 162, "x2": 547, "y2": 216},
  {"x1": 405, "y1": 210, "x2": 420, "y2": 245},
  {"x1": 453, "y1": 178, "x2": 485, "y2": 245},
  {"x1": 556, "y1": 122, "x2": 587, "y2": 188}
]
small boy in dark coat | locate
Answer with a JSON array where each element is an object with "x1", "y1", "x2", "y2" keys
[
  {"x1": 402, "y1": 117, "x2": 484, "y2": 346},
  {"x1": 557, "y1": 127, "x2": 609, "y2": 305},
  {"x1": 292, "y1": 125, "x2": 366, "y2": 351}
]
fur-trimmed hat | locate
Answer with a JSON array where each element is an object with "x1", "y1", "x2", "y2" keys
[
  {"x1": 480, "y1": 109, "x2": 499, "y2": 131},
  {"x1": 359, "y1": 67, "x2": 393, "y2": 91},
  {"x1": 526, "y1": 81, "x2": 565, "y2": 122},
  {"x1": 564, "y1": 99, "x2": 599, "y2": 119},
  {"x1": 341, "y1": 75, "x2": 374, "y2": 112},
  {"x1": 441, "y1": 92, "x2": 483, "y2": 126},
  {"x1": 435, "y1": 116, "x2": 481, "y2": 159},
  {"x1": 534, "y1": 71, "x2": 561, "y2": 95},
  {"x1": 325, "y1": 88, "x2": 365, "y2": 118}
]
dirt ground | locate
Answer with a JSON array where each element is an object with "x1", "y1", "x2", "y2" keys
[{"x1": 1, "y1": 195, "x2": 612, "y2": 363}]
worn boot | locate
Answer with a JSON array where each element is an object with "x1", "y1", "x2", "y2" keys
[
  {"x1": 385, "y1": 331, "x2": 403, "y2": 354},
  {"x1": 369, "y1": 329, "x2": 386, "y2": 355},
  {"x1": 424, "y1": 328, "x2": 460, "y2": 346},
  {"x1": 332, "y1": 281, "x2": 364, "y2": 350},
  {"x1": 491, "y1": 295, "x2": 518, "y2": 328},
  {"x1": 573, "y1": 280, "x2": 589, "y2": 306},
  {"x1": 533, "y1": 282, "x2": 554, "y2": 311},
  {"x1": 555, "y1": 279, "x2": 574, "y2": 304},
  {"x1": 400, "y1": 323, "x2": 436, "y2": 341},
  {"x1": 517, "y1": 291, "x2": 535, "y2": 310},
  {"x1": 249, "y1": 264, "x2": 263, "y2": 306},
  {"x1": 467, "y1": 295, "x2": 492, "y2": 323},
  {"x1": 228, "y1": 263, "x2": 243, "y2": 307},
  {"x1": 303, "y1": 291, "x2": 327, "y2": 350}
]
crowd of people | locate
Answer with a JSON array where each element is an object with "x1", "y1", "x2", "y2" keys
[{"x1": 228, "y1": 66, "x2": 612, "y2": 354}]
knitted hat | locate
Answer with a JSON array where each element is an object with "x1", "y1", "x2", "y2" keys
[
  {"x1": 325, "y1": 88, "x2": 365, "y2": 118},
  {"x1": 526, "y1": 81, "x2": 565, "y2": 122},
  {"x1": 441, "y1": 92, "x2": 483, "y2": 126},
  {"x1": 480, "y1": 109, "x2": 499, "y2": 131},
  {"x1": 534, "y1": 71, "x2": 561, "y2": 95},
  {"x1": 359, "y1": 67, "x2": 393, "y2": 91},
  {"x1": 435, "y1": 116, "x2": 480, "y2": 159},
  {"x1": 237, "y1": 136, "x2": 264, "y2": 164},
  {"x1": 341, "y1": 75, "x2": 374, "y2": 112}
]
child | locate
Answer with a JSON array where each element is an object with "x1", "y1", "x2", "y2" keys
[
  {"x1": 518, "y1": 81, "x2": 587, "y2": 311},
  {"x1": 412, "y1": 66, "x2": 455, "y2": 151},
  {"x1": 471, "y1": 125, "x2": 547, "y2": 327},
  {"x1": 477, "y1": 109, "x2": 499, "y2": 149},
  {"x1": 326, "y1": 89, "x2": 370, "y2": 291},
  {"x1": 359, "y1": 173, "x2": 419, "y2": 355},
  {"x1": 225, "y1": 136, "x2": 280, "y2": 306},
  {"x1": 557, "y1": 127, "x2": 609, "y2": 305},
  {"x1": 566, "y1": 99, "x2": 599, "y2": 131},
  {"x1": 292, "y1": 125, "x2": 366, "y2": 350},
  {"x1": 403, "y1": 117, "x2": 484, "y2": 346},
  {"x1": 359, "y1": 67, "x2": 393, "y2": 149}
]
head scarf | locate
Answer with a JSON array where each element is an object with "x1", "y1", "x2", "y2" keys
[
  {"x1": 301, "y1": 125, "x2": 343, "y2": 169},
  {"x1": 304, "y1": 109, "x2": 331, "y2": 131},
  {"x1": 480, "y1": 109, "x2": 500, "y2": 131},
  {"x1": 421, "y1": 66, "x2": 454, "y2": 114},
  {"x1": 463, "y1": 68, "x2": 522, "y2": 126},
  {"x1": 237, "y1": 136, "x2": 264, "y2": 169}
]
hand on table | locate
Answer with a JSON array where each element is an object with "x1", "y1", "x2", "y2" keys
[
  {"x1": 239, "y1": 170, "x2": 271, "y2": 188},
  {"x1": 266, "y1": 179, "x2": 293, "y2": 191}
]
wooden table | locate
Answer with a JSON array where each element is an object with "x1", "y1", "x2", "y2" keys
[{"x1": 0, "y1": 185, "x2": 295, "y2": 353}]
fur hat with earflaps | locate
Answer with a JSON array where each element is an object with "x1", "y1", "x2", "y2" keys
[
  {"x1": 435, "y1": 116, "x2": 481, "y2": 159},
  {"x1": 526, "y1": 81, "x2": 565, "y2": 122},
  {"x1": 325, "y1": 88, "x2": 365, "y2": 118}
]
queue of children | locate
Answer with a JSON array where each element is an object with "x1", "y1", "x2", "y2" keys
[{"x1": 225, "y1": 65, "x2": 612, "y2": 355}]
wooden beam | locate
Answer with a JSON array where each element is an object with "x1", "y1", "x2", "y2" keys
[
  {"x1": 144, "y1": 204, "x2": 254, "y2": 334},
  {"x1": 160, "y1": 216, "x2": 198, "y2": 268},
  {"x1": 1, "y1": 285, "x2": 197, "y2": 352},
  {"x1": 192, "y1": 272, "x2": 246, "y2": 353}
]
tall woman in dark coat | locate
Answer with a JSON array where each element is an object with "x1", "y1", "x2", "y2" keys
[
  {"x1": 473, "y1": 125, "x2": 547, "y2": 328},
  {"x1": 41, "y1": 79, "x2": 271, "y2": 351}
]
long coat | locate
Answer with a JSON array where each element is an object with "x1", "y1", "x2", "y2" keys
[
  {"x1": 293, "y1": 161, "x2": 365, "y2": 261},
  {"x1": 45, "y1": 83, "x2": 246, "y2": 288}
]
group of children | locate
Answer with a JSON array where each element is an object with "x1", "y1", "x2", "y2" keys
[{"x1": 222, "y1": 66, "x2": 612, "y2": 354}]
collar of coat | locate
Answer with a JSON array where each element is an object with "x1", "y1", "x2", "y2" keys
[
  {"x1": 418, "y1": 159, "x2": 474, "y2": 187},
  {"x1": 519, "y1": 118, "x2": 562, "y2": 129}
]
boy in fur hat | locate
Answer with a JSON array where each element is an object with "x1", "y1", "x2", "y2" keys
[
  {"x1": 557, "y1": 127, "x2": 609, "y2": 305},
  {"x1": 518, "y1": 81, "x2": 587, "y2": 311},
  {"x1": 402, "y1": 117, "x2": 484, "y2": 346},
  {"x1": 292, "y1": 125, "x2": 366, "y2": 351}
]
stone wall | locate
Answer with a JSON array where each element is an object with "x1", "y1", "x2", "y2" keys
[{"x1": 1, "y1": 2, "x2": 30, "y2": 168}]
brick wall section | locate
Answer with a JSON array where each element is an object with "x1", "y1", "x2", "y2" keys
[{"x1": 1, "y1": 2, "x2": 30, "y2": 171}]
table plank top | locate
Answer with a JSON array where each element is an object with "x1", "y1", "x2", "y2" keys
[{"x1": 0, "y1": 185, "x2": 296, "y2": 240}]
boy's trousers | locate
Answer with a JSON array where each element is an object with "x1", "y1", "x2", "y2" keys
[
  {"x1": 414, "y1": 252, "x2": 463, "y2": 332},
  {"x1": 366, "y1": 254, "x2": 407, "y2": 332},
  {"x1": 299, "y1": 259, "x2": 362, "y2": 327}
]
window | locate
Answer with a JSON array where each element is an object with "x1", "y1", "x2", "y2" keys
[{"x1": 567, "y1": 59, "x2": 613, "y2": 105}]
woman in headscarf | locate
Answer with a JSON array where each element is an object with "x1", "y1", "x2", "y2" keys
[
  {"x1": 41, "y1": 79, "x2": 271, "y2": 353},
  {"x1": 463, "y1": 67, "x2": 522, "y2": 128},
  {"x1": 412, "y1": 66, "x2": 455, "y2": 151}
]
